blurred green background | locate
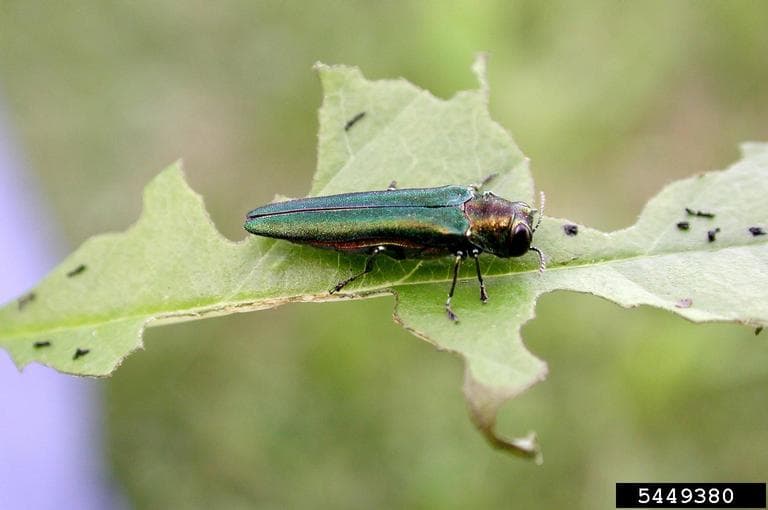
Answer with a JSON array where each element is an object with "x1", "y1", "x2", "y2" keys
[{"x1": 2, "y1": 1, "x2": 767, "y2": 508}]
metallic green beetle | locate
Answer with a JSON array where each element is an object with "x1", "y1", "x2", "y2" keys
[{"x1": 244, "y1": 181, "x2": 544, "y2": 321}]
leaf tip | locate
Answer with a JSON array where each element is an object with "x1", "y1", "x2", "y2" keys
[
  {"x1": 147, "y1": 160, "x2": 187, "y2": 190},
  {"x1": 471, "y1": 52, "x2": 490, "y2": 98},
  {"x1": 462, "y1": 366, "x2": 546, "y2": 461},
  {"x1": 481, "y1": 424, "x2": 543, "y2": 463},
  {"x1": 312, "y1": 61, "x2": 329, "y2": 73},
  {"x1": 313, "y1": 62, "x2": 369, "y2": 103}
]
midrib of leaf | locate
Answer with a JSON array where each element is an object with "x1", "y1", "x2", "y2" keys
[
  {"x1": 548, "y1": 237, "x2": 765, "y2": 270},
  {"x1": 6, "y1": 227, "x2": 763, "y2": 338}
]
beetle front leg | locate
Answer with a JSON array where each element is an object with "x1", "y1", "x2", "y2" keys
[
  {"x1": 472, "y1": 249, "x2": 488, "y2": 303},
  {"x1": 529, "y1": 246, "x2": 546, "y2": 273},
  {"x1": 329, "y1": 246, "x2": 385, "y2": 294},
  {"x1": 445, "y1": 251, "x2": 464, "y2": 322}
]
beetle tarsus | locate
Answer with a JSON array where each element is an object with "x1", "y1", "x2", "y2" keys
[
  {"x1": 445, "y1": 300, "x2": 459, "y2": 322},
  {"x1": 329, "y1": 246, "x2": 385, "y2": 294}
]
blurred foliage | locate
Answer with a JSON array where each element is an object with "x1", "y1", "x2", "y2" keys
[{"x1": 1, "y1": 1, "x2": 767, "y2": 509}]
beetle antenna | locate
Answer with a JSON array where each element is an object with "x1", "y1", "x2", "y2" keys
[
  {"x1": 533, "y1": 191, "x2": 545, "y2": 233},
  {"x1": 529, "y1": 246, "x2": 546, "y2": 273}
]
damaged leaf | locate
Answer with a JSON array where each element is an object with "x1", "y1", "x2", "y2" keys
[{"x1": 1, "y1": 59, "x2": 766, "y2": 461}]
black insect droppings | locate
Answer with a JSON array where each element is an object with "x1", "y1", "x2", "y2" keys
[
  {"x1": 748, "y1": 227, "x2": 766, "y2": 236},
  {"x1": 707, "y1": 227, "x2": 721, "y2": 242},
  {"x1": 756, "y1": 326, "x2": 764, "y2": 336},
  {"x1": 344, "y1": 111, "x2": 366, "y2": 131},
  {"x1": 675, "y1": 298, "x2": 693, "y2": 309},
  {"x1": 33, "y1": 341, "x2": 52, "y2": 349},
  {"x1": 18, "y1": 292, "x2": 36, "y2": 311},
  {"x1": 676, "y1": 221, "x2": 690, "y2": 231},
  {"x1": 73, "y1": 348, "x2": 90, "y2": 360},
  {"x1": 563, "y1": 224, "x2": 578, "y2": 236},
  {"x1": 685, "y1": 207, "x2": 715, "y2": 218},
  {"x1": 66, "y1": 264, "x2": 87, "y2": 277}
]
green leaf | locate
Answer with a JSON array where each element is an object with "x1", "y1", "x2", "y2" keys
[{"x1": 1, "y1": 58, "x2": 766, "y2": 461}]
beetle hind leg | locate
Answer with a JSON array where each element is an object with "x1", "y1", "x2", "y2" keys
[
  {"x1": 329, "y1": 246, "x2": 385, "y2": 294},
  {"x1": 469, "y1": 173, "x2": 499, "y2": 192},
  {"x1": 445, "y1": 252, "x2": 464, "y2": 322}
]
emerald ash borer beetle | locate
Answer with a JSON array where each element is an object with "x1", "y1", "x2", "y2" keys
[{"x1": 244, "y1": 179, "x2": 544, "y2": 321}]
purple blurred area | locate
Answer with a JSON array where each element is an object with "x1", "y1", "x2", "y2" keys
[{"x1": 0, "y1": 103, "x2": 124, "y2": 509}]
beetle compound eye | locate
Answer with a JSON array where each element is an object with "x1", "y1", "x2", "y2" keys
[{"x1": 508, "y1": 223, "x2": 532, "y2": 256}]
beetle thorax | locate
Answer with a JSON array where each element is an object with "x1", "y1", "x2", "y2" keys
[{"x1": 464, "y1": 193, "x2": 534, "y2": 257}]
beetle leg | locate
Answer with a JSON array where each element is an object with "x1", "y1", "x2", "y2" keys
[
  {"x1": 529, "y1": 246, "x2": 546, "y2": 273},
  {"x1": 445, "y1": 251, "x2": 464, "y2": 322},
  {"x1": 469, "y1": 173, "x2": 499, "y2": 192},
  {"x1": 386, "y1": 180, "x2": 398, "y2": 191},
  {"x1": 329, "y1": 246, "x2": 385, "y2": 294},
  {"x1": 472, "y1": 249, "x2": 488, "y2": 303}
]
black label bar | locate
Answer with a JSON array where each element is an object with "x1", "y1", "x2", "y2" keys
[{"x1": 616, "y1": 483, "x2": 766, "y2": 508}]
